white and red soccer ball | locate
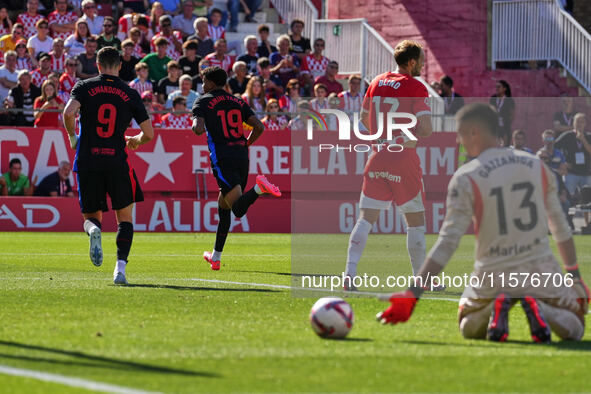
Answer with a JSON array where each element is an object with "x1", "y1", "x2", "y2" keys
[{"x1": 309, "y1": 297, "x2": 354, "y2": 339}]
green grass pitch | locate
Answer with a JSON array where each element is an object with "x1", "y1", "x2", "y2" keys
[{"x1": 1, "y1": 232, "x2": 590, "y2": 393}]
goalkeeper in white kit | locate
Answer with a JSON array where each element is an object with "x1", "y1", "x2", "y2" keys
[{"x1": 377, "y1": 103, "x2": 589, "y2": 342}]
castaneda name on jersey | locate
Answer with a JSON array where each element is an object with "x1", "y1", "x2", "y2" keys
[
  {"x1": 306, "y1": 109, "x2": 418, "y2": 152},
  {"x1": 478, "y1": 154, "x2": 535, "y2": 178}
]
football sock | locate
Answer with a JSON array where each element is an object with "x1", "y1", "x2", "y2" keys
[
  {"x1": 116, "y1": 221, "x2": 134, "y2": 262},
  {"x1": 345, "y1": 218, "x2": 372, "y2": 277},
  {"x1": 83, "y1": 218, "x2": 101, "y2": 235},
  {"x1": 116, "y1": 259, "x2": 127, "y2": 275},
  {"x1": 407, "y1": 225, "x2": 426, "y2": 276},
  {"x1": 213, "y1": 207, "x2": 231, "y2": 260},
  {"x1": 231, "y1": 188, "x2": 259, "y2": 218}
]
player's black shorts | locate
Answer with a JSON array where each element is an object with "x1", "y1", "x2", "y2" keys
[
  {"x1": 76, "y1": 168, "x2": 144, "y2": 213},
  {"x1": 212, "y1": 158, "x2": 249, "y2": 195}
]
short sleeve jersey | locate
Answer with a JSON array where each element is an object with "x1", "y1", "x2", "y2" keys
[
  {"x1": 192, "y1": 89, "x2": 255, "y2": 161},
  {"x1": 70, "y1": 74, "x2": 149, "y2": 172},
  {"x1": 362, "y1": 72, "x2": 430, "y2": 143}
]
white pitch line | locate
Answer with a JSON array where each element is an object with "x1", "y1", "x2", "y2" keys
[
  {"x1": 189, "y1": 278, "x2": 462, "y2": 302},
  {"x1": 0, "y1": 365, "x2": 162, "y2": 394}
]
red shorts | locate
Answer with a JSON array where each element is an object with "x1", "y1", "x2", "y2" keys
[{"x1": 361, "y1": 148, "x2": 425, "y2": 210}]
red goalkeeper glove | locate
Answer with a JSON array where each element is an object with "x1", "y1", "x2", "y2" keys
[{"x1": 376, "y1": 290, "x2": 418, "y2": 325}]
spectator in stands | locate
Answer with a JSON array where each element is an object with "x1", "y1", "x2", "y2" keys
[
  {"x1": 141, "y1": 91, "x2": 162, "y2": 127},
  {"x1": 288, "y1": 99, "x2": 310, "y2": 130},
  {"x1": 128, "y1": 27, "x2": 146, "y2": 59},
  {"x1": 537, "y1": 129, "x2": 567, "y2": 175},
  {"x1": 257, "y1": 56, "x2": 281, "y2": 99},
  {"x1": 17, "y1": 0, "x2": 41, "y2": 39},
  {"x1": 228, "y1": 61, "x2": 250, "y2": 95},
  {"x1": 262, "y1": 98, "x2": 288, "y2": 130},
  {"x1": 278, "y1": 78, "x2": 300, "y2": 115},
  {"x1": 158, "y1": 0, "x2": 182, "y2": 15},
  {"x1": 161, "y1": 95, "x2": 191, "y2": 128},
  {"x1": 237, "y1": 35, "x2": 259, "y2": 75},
  {"x1": 76, "y1": 36, "x2": 99, "y2": 79},
  {"x1": 490, "y1": 79, "x2": 515, "y2": 147},
  {"x1": 189, "y1": 17, "x2": 214, "y2": 58},
  {"x1": 34, "y1": 160, "x2": 73, "y2": 197},
  {"x1": 310, "y1": 83, "x2": 328, "y2": 112},
  {"x1": 242, "y1": 76, "x2": 265, "y2": 116},
  {"x1": 49, "y1": 38, "x2": 67, "y2": 74},
  {"x1": 48, "y1": 0, "x2": 77, "y2": 41},
  {"x1": 257, "y1": 24, "x2": 277, "y2": 58},
  {"x1": 120, "y1": 39, "x2": 139, "y2": 82},
  {"x1": 0, "y1": 24, "x2": 25, "y2": 57},
  {"x1": 289, "y1": 19, "x2": 311, "y2": 61},
  {"x1": 5, "y1": 70, "x2": 41, "y2": 126},
  {"x1": 537, "y1": 129, "x2": 570, "y2": 224},
  {"x1": 166, "y1": 74, "x2": 198, "y2": 109},
  {"x1": 80, "y1": 0, "x2": 104, "y2": 35},
  {"x1": 191, "y1": 57, "x2": 210, "y2": 93},
  {"x1": 0, "y1": 8, "x2": 11, "y2": 39},
  {"x1": 270, "y1": 34, "x2": 300, "y2": 89},
  {"x1": 15, "y1": 40, "x2": 33, "y2": 71},
  {"x1": 440, "y1": 75, "x2": 464, "y2": 115},
  {"x1": 97, "y1": 16, "x2": 122, "y2": 51},
  {"x1": 555, "y1": 112, "x2": 591, "y2": 199},
  {"x1": 208, "y1": 8, "x2": 226, "y2": 41},
  {"x1": 64, "y1": 20, "x2": 91, "y2": 58},
  {"x1": 118, "y1": 0, "x2": 150, "y2": 14},
  {"x1": 141, "y1": 37, "x2": 172, "y2": 84},
  {"x1": 0, "y1": 51, "x2": 18, "y2": 107},
  {"x1": 31, "y1": 52, "x2": 52, "y2": 88},
  {"x1": 59, "y1": 58, "x2": 78, "y2": 102},
  {"x1": 300, "y1": 38, "x2": 329, "y2": 95},
  {"x1": 510, "y1": 129, "x2": 533, "y2": 153},
  {"x1": 156, "y1": 60, "x2": 182, "y2": 104},
  {"x1": 205, "y1": 38, "x2": 233, "y2": 74},
  {"x1": 227, "y1": 0, "x2": 262, "y2": 31},
  {"x1": 152, "y1": 15, "x2": 182, "y2": 60},
  {"x1": 173, "y1": 0, "x2": 197, "y2": 40},
  {"x1": 149, "y1": 2, "x2": 165, "y2": 36},
  {"x1": 0, "y1": 158, "x2": 35, "y2": 196},
  {"x1": 130, "y1": 62, "x2": 153, "y2": 95},
  {"x1": 27, "y1": 19, "x2": 52, "y2": 65},
  {"x1": 178, "y1": 40, "x2": 201, "y2": 77},
  {"x1": 337, "y1": 74, "x2": 362, "y2": 114},
  {"x1": 553, "y1": 95, "x2": 576, "y2": 135},
  {"x1": 33, "y1": 80, "x2": 64, "y2": 127},
  {"x1": 314, "y1": 60, "x2": 342, "y2": 95},
  {"x1": 134, "y1": 15, "x2": 153, "y2": 53}
]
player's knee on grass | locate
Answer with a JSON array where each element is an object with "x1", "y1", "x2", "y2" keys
[
  {"x1": 458, "y1": 302, "x2": 493, "y2": 339},
  {"x1": 537, "y1": 301, "x2": 584, "y2": 341}
]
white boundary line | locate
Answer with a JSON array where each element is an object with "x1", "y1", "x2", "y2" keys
[{"x1": 0, "y1": 365, "x2": 162, "y2": 394}]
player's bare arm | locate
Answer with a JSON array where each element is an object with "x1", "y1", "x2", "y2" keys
[
  {"x1": 415, "y1": 113, "x2": 433, "y2": 138},
  {"x1": 63, "y1": 98, "x2": 81, "y2": 149},
  {"x1": 126, "y1": 119, "x2": 155, "y2": 150},
  {"x1": 192, "y1": 117, "x2": 205, "y2": 136},
  {"x1": 246, "y1": 115, "x2": 264, "y2": 147}
]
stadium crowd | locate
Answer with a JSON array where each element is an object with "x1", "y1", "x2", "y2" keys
[{"x1": 0, "y1": 0, "x2": 364, "y2": 130}]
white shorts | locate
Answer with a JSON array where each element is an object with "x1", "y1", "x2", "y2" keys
[{"x1": 359, "y1": 190, "x2": 425, "y2": 213}]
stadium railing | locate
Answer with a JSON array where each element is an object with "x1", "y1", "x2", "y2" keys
[
  {"x1": 269, "y1": 0, "x2": 318, "y2": 38},
  {"x1": 492, "y1": 0, "x2": 591, "y2": 95}
]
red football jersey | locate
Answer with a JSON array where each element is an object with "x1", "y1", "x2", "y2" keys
[{"x1": 362, "y1": 72, "x2": 430, "y2": 142}]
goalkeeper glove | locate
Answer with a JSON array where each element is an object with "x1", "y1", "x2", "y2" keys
[{"x1": 376, "y1": 289, "x2": 419, "y2": 325}]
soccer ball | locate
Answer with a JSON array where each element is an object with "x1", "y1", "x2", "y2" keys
[{"x1": 309, "y1": 297, "x2": 354, "y2": 339}]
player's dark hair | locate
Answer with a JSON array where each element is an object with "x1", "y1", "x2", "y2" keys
[
  {"x1": 97, "y1": 46, "x2": 121, "y2": 69},
  {"x1": 394, "y1": 40, "x2": 422, "y2": 67},
  {"x1": 9, "y1": 158, "x2": 21, "y2": 167},
  {"x1": 456, "y1": 103, "x2": 499, "y2": 137},
  {"x1": 498, "y1": 80, "x2": 512, "y2": 97},
  {"x1": 441, "y1": 75, "x2": 453, "y2": 87},
  {"x1": 202, "y1": 66, "x2": 227, "y2": 87}
]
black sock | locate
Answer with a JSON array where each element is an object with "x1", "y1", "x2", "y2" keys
[
  {"x1": 231, "y1": 188, "x2": 259, "y2": 218},
  {"x1": 215, "y1": 207, "x2": 231, "y2": 252},
  {"x1": 116, "y1": 221, "x2": 134, "y2": 262},
  {"x1": 83, "y1": 218, "x2": 101, "y2": 235}
]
